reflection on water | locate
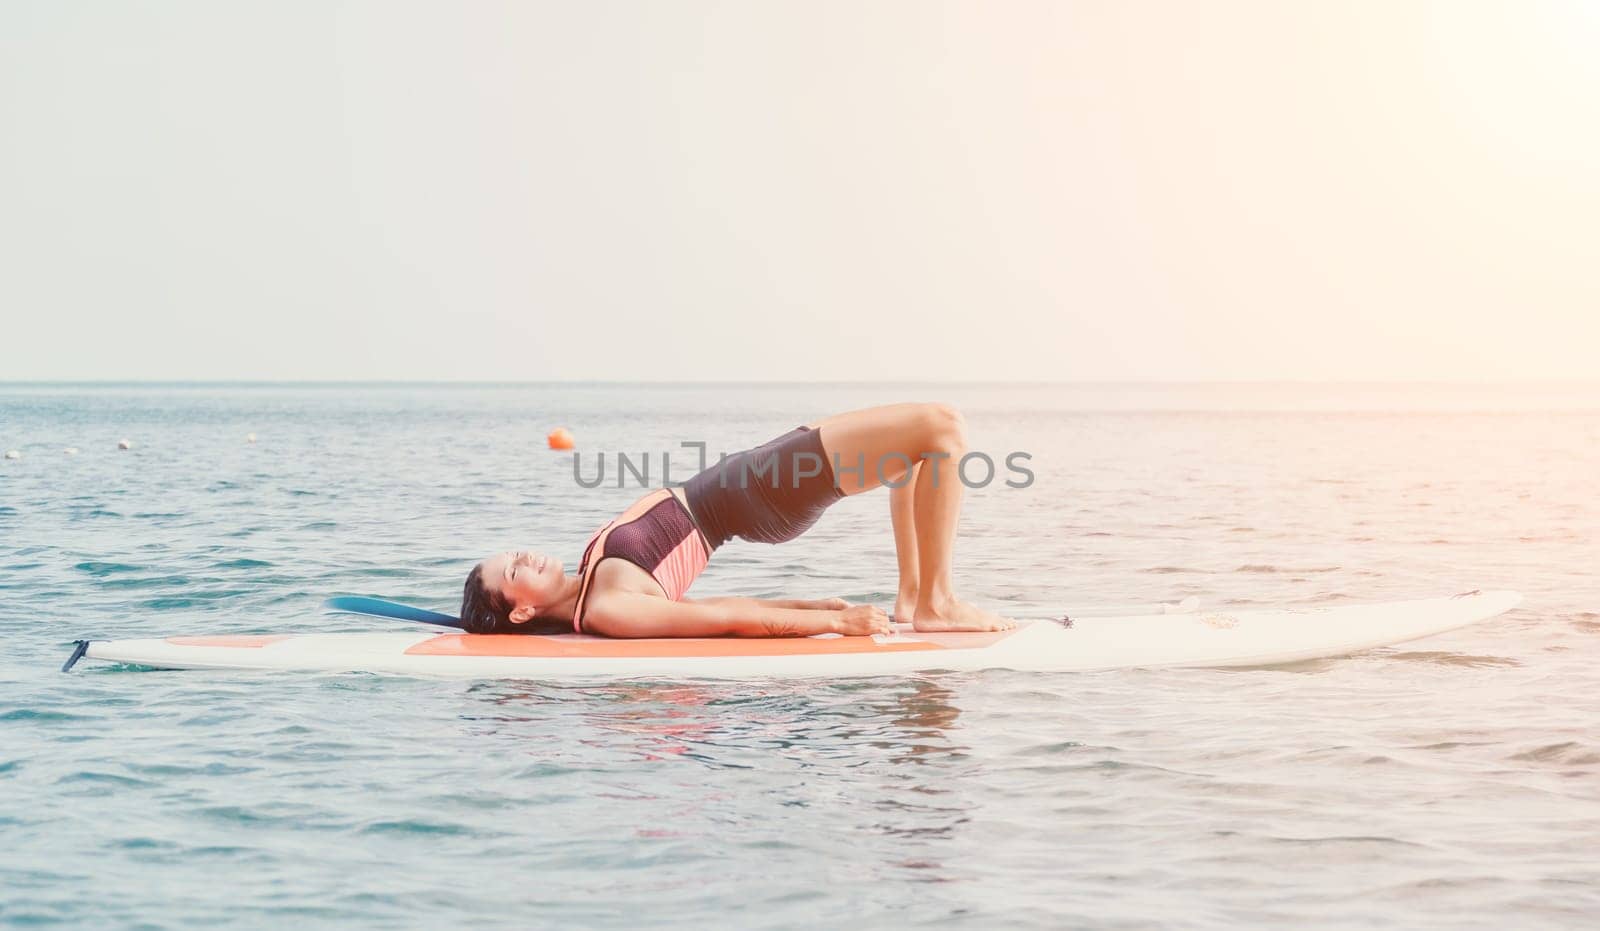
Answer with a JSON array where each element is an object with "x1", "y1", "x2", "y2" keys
[
  {"x1": 459, "y1": 677, "x2": 980, "y2": 879},
  {"x1": 463, "y1": 677, "x2": 969, "y2": 772}
]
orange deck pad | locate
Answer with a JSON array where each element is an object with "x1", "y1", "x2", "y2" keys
[
  {"x1": 405, "y1": 633, "x2": 953, "y2": 659},
  {"x1": 167, "y1": 635, "x2": 291, "y2": 648}
]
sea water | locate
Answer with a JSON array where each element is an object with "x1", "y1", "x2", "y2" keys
[{"x1": 1, "y1": 382, "x2": 1596, "y2": 928}]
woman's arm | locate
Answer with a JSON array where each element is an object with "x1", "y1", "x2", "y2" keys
[
  {"x1": 692, "y1": 595, "x2": 851, "y2": 611},
  {"x1": 583, "y1": 592, "x2": 889, "y2": 639}
]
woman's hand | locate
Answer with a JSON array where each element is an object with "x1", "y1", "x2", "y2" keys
[{"x1": 836, "y1": 604, "x2": 892, "y2": 637}]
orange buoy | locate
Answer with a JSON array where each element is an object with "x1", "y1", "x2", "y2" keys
[{"x1": 546, "y1": 427, "x2": 575, "y2": 450}]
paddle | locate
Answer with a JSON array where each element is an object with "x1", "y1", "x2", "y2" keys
[{"x1": 323, "y1": 596, "x2": 464, "y2": 628}]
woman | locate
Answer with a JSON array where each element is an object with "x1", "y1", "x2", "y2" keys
[{"x1": 460, "y1": 402, "x2": 1014, "y2": 638}]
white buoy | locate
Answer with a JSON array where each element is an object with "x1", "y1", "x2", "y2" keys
[
  {"x1": 246, "y1": 433, "x2": 257, "y2": 444},
  {"x1": 64, "y1": 447, "x2": 79, "y2": 456},
  {"x1": 4, "y1": 450, "x2": 19, "y2": 460},
  {"x1": 118, "y1": 439, "x2": 133, "y2": 450}
]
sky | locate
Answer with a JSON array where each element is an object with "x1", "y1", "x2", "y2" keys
[{"x1": 2, "y1": 1, "x2": 1597, "y2": 382}]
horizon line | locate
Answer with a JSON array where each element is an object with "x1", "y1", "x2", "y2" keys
[{"x1": 4, "y1": 378, "x2": 1599, "y2": 388}]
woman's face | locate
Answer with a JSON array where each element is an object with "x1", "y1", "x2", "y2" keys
[{"x1": 479, "y1": 550, "x2": 564, "y2": 623}]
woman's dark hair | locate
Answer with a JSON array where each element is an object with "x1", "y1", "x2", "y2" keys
[
  {"x1": 460, "y1": 564, "x2": 515, "y2": 634},
  {"x1": 460, "y1": 562, "x2": 567, "y2": 635}
]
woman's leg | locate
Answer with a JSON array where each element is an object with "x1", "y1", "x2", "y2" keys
[
  {"x1": 805, "y1": 403, "x2": 1013, "y2": 632},
  {"x1": 889, "y1": 460, "x2": 921, "y2": 621}
]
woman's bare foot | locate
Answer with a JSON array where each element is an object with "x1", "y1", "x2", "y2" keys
[
  {"x1": 912, "y1": 597, "x2": 1016, "y2": 632},
  {"x1": 893, "y1": 586, "x2": 919, "y2": 624}
]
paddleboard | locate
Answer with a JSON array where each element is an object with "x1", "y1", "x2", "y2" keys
[{"x1": 66, "y1": 590, "x2": 1521, "y2": 679}]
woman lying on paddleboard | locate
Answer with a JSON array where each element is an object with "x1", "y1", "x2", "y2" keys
[{"x1": 461, "y1": 403, "x2": 1015, "y2": 638}]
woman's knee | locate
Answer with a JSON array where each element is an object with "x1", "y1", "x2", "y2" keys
[{"x1": 916, "y1": 403, "x2": 966, "y2": 454}]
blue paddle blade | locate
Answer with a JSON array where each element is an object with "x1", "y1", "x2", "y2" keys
[{"x1": 324, "y1": 596, "x2": 464, "y2": 628}]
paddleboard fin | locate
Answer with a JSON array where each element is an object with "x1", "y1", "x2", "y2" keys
[{"x1": 61, "y1": 640, "x2": 90, "y2": 673}]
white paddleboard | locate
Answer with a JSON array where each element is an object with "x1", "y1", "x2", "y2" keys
[{"x1": 71, "y1": 590, "x2": 1521, "y2": 680}]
